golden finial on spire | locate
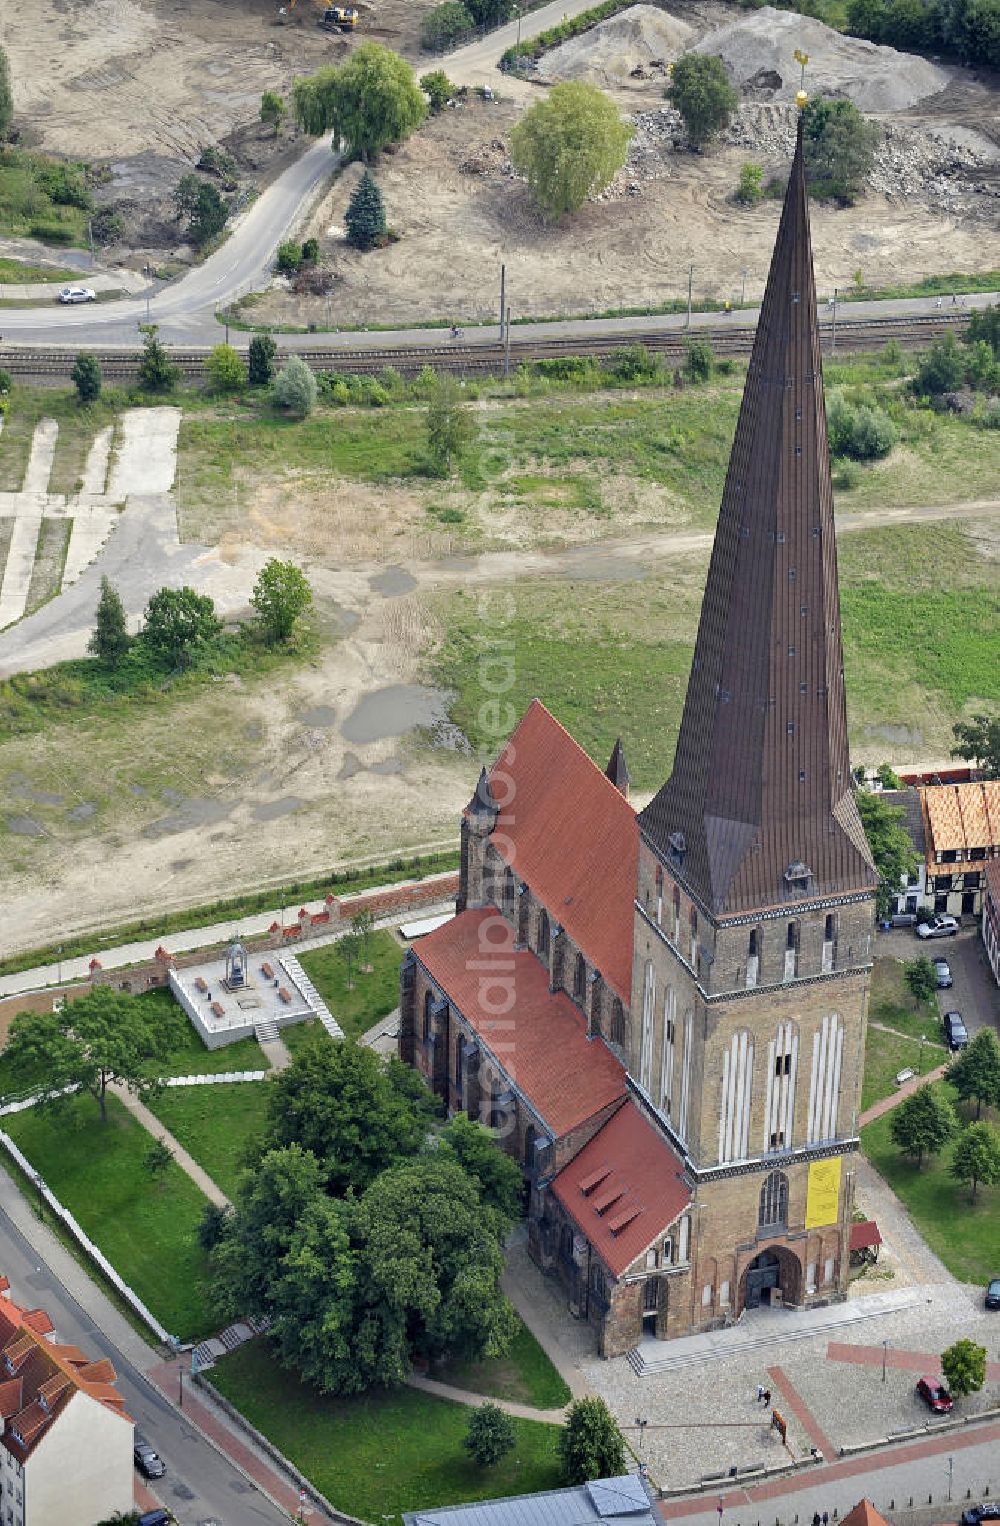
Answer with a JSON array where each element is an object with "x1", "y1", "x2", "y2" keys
[
  {"x1": 793, "y1": 48, "x2": 809, "y2": 105},
  {"x1": 796, "y1": 89, "x2": 808, "y2": 108}
]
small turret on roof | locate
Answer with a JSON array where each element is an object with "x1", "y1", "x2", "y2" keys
[
  {"x1": 606, "y1": 738, "x2": 630, "y2": 800},
  {"x1": 464, "y1": 766, "x2": 499, "y2": 835}
]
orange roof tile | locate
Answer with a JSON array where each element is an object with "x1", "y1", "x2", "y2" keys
[
  {"x1": 415, "y1": 907, "x2": 627, "y2": 1137},
  {"x1": 923, "y1": 781, "x2": 1000, "y2": 855},
  {"x1": 485, "y1": 701, "x2": 639, "y2": 1002},
  {"x1": 0, "y1": 1380, "x2": 22, "y2": 1419},
  {"x1": 840, "y1": 1502, "x2": 890, "y2": 1526},
  {"x1": 552, "y1": 1101, "x2": 691, "y2": 1277}
]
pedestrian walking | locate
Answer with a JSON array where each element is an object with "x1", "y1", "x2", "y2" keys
[
  {"x1": 822, "y1": 1513, "x2": 829, "y2": 1524},
  {"x1": 763, "y1": 1389, "x2": 771, "y2": 1407},
  {"x1": 757, "y1": 1383, "x2": 765, "y2": 1403},
  {"x1": 812, "y1": 1513, "x2": 821, "y2": 1526}
]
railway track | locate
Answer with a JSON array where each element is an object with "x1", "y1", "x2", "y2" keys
[{"x1": 0, "y1": 312, "x2": 969, "y2": 385}]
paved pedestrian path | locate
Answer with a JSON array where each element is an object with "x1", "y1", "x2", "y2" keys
[
  {"x1": 858, "y1": 1064, "x2": 949, "y2": 1127},
  {"x1": 767, "y1": 1365, "x2": 836, "y2": 1459},
  {"x1": 111, "y1": 1084, "x2": 231, "y2": 1209},
  {"x1": 827, "y1": 1342, "x2": 1000, "y2": 1381},
  {"x1": 405, "y1": 1371, "x2": 569, "y2": 1422}
]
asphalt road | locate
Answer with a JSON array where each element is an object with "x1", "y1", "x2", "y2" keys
[{"x1": 0, "y1": 1202, "x2": 288, "y2": 1526}]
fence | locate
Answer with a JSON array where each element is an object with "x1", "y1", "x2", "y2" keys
[{"x1": 0, "y1": 1129, "x2": 174, "y2": 1346}]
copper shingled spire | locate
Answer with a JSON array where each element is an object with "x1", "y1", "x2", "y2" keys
[{"x1": 638, "y1": 119, "x2": 877, "y2": 917}]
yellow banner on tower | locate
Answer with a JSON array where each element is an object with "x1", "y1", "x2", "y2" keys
[{"x1": 805, "y1": 1156, "x2": 842, "y2": 1229}]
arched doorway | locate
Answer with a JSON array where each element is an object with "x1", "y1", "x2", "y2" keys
[{"x1": 741, "y1": 1245, "x2": 801, "y2": 1311}]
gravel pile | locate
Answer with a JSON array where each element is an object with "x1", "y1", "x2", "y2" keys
[
  {"x1": 692, "y1": 6, "x2": 950, "y2": 112},
  {"x1": 537, "y1": 4, "x2": 694, "y2": 87}
]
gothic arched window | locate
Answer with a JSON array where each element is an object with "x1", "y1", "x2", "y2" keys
[{"x1": 759, "y1": 1171, "x2": 789, "y2": 1230}]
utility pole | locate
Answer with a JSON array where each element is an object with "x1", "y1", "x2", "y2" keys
[
  {"x1": 499, "y1": 263, "x2": 506, "y2": 340},
  {"x1": 831, "y1": 286, "x2": 838, "y2": 355},
  {"x1": 504, "y1": 305, "x2": 512, "y2": 378},
  {"x1": 686, "y1": 264, "x2": 694, "y2": 331},
  {"x1": 741, "y1": 268, "x2": 748, "y2": 306},
  {"x1": 881, "y1": 1338, "x2": 889, "y2": 1382}
]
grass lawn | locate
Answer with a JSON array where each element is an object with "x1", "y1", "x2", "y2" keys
[
  {"x1": 861, "y1": 1025, "x2": 947, "y2": 1114},
  {"x1": 211, "y1": 1339, "x2": 562, "y2": 1524},
  {"x1": 281, "y1": 1018, "x2": 325, "y2": 1057},
  {"x1": 868, "y1": 956, "x2": 941, "y2": 1043},
  {"x1": 4, "y1": 1092, "x2": 213, "y2": 1338},
  {"x1": 862, "y1": 1086, "x2": 1000, "y2": 1284},
  {"x1": 0, "y1": 385, "x2": 121, "y2": 497},
  {"x1": 139, "y1": 991, "x2": 269, "y2": 1078},
  {"x1": 0, "y1": 148, "x2": 91, "y2": 247},
  {"x1": 0, "y1": 256, "x2": 79, "y2": 283},
  {"x1": 431, "y1": 1317, "x2": 570, "y2": 1409},
  {"x1": 148, "y1": 1082, "x2": 270, "y2": 1199},
  {"x1": 299, "y1": 930, "x2": 402, "y2": 1040},
  {"x1": 429, "y1": 523, "x2": 999, "y2": 790}
]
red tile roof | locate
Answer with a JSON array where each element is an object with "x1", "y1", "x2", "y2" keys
[
  {"x1": 0, "y1": 1291, "x2": 132, "y2": 1459},
  {"x1": 551, "y1": 1101, "x2": 691, "y2": 1276},
  {"x1": 849, "y1": 1220, "x2": 882, "y2": 1252},
  {"x1": 485, "y1": 700, "x2": 639, "y2": 1002},
  {"x1": 840, "y1": 1502, "x2": 890, "y2": 1526},
  {"x1": 415, "y1": 907, "x2": 627, "y2": 1137}
]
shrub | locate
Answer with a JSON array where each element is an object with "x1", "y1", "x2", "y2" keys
[
  {"x1": 464, "y1": 1403, "x2": 516, "y2": 1467},
  {"x1": 261, "y1": 89, "x2": 287, "y2": 135},
  {"x1": 684, "y1": 340, "x2": 714, "y2": 382},
  {"x1": 604, "y1": 343, "x2": 660, "y2": 382},
  {"x1": 248, "y1": 333, "x2": 277, "y2": 387},
  {"x1": 301, "y1": 236, "x2": 320, "y2": 265},
  {"x1": 272, "y1": 355, "x2": 318, "y2": 417},
  {"x1": 978, "y1": 398, "x2": 1000, "y2": 430},
  {"x1": 421, "y1": 1, "x2": 475, "y2": 50},
  {"x1": 558, "y1": 1397, "x2": 626, "y2": 1485},
  {"x1": 345, "y1": 171, "x2": 387, "y2": 251},
  {"x1": 736, "y1": 162, "x2": 763, "y2": 204},
  {"x1": 207, "y1": 342, "x2": 246, "y2": 393},
  {"x1": 914, "y1": 332, "x2": 966, "y2": 395},
  {"x1": 421, "y1": 70, "x2": 454, "y2": 112},
  {"x1": 0, "y1": 368, "x2": 11, "y2": 394},
  {"x1": 535, "y1": 356, "x2": 598, "y2": 382},
  {"x1": 36, "y1": 161, "x2": 92, "y2": 209},
  {"x1": 71, "y1": 351, "x2": 102, "y2": 404},
  {"x1": 91, "y1": 207, "x2": 125, "y2": 245},
  {"x1": 138, "y1": 325, "x2": 178, "y2": 393},
  {"x1": 510, "y1": 81, "x2": 633, "y2": 219},
  {"x1": 666, "y1": 53, "x2": 738, "y2": 149},
  {"x1": 197, "y1": 144, "x2": 239, "y2": 188},
  {"x1": 826, "y1": 393, "x2": 897, "y2": 459},
  {"x1": 276, "y1": 240, "x2": 303, "y2": 274}
]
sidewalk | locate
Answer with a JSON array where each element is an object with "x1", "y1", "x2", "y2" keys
[
  {"x1": 858, "y1": 1063, "x2": 949, "y2": 1127},
  {"x1": 406, "y1": 1371, "x2": 568, "y2": 1423},
  {"x1": 0, "y1": 272, "x2": 145, "y2": 300},
  {"x1": 112, "y1": 1083, "x2": 231, "y2": 1208}
]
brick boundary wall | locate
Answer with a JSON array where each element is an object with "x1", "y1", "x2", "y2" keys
[{"x1": 194, "y1": 1372, "x2": 371, "y2": 1526}]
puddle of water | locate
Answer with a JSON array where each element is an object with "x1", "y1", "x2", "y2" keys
[
  {"x1": 7, "y1": 774, "x2": 64, "y2": 805},
  {"x1": 68, "y1": 802, "x2": 96, "y2": 821},
  {"x1": 372, "y1": 758, "x2": 403, "y2": 775},
  {"x1": 341, "y1": 684, "x2": 449, "y2": 745},
  {"x1": 338, "y1": 753, "x2": 363, "y2": 780},
  {"x1": 7, "y1": 816, "x2": 43, "y2": 836},
  {"x1": 369, "y1": 566, "x2": 418, "y2": 597},
  {"x1": 254, "y1": 797, "x2": 304, "y2": 822},
  {"x1": 299, "y1": 705, "x2": 338, "y2": 728},
  {"x1": 141, "y1": 798, "x2": 231, "y2": 839},
  {"x1": 130, "y1": 784, "x2": 148, "y2": 796},
  {"x1": 244, "y1": 721, "x2": 264, "y2": 742},
  {"x1": 160, "y1": 787, "x2": 184, "y2": 803},
  {"x1": 329, "y1": 600, "x2": 361, "y2": 634}
]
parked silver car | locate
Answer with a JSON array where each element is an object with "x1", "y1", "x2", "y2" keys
[
  {"x1": 58, "y1": 285, "x2": 96, "y2": 304},
  {"x1": 917, "y1": 915, "x2": 959, "y2": 939}
]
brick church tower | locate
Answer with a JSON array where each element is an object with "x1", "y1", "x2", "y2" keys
[{"x1": 629, "y1": 119, "x2": 879, "y2": 1332}]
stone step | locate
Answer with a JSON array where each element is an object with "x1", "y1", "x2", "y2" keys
[{"x1": 254, "y1": 1019, "x2": 279, "y2": 1043}]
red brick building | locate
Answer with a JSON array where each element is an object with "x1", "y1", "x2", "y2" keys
[{"x1": 400, "y1": 122, "x2": 878, "y2": 1356}]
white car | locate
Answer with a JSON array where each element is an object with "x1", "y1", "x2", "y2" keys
[
  {"x1": 58, "y1": 286, "x2": 97, "y2": 304},
  {"x1": 917, "y1": 914, "x2": 959, "y2": 939}
]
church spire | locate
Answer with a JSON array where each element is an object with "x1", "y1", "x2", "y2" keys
[
  {"x1": 606, "y1": 737, "x2": 630, "y2": 799},
  {"x1": 639, "y1": 120, "x2": 876, "y2": 917}
]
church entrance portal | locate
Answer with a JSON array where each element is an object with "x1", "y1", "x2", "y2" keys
[{"x1": 742, "y1": 1246, "x2": 801, "y2": 1311}]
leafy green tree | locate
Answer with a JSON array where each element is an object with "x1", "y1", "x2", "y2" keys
[
  {"x1": 71, "y1": 351, "x2": 102, "y2": 403},
  {"x1": 212, "y1": 1144, "x2": 328, "y2": 1317},
  {"x1": 440, "y1": 1114, "x2": 524, "y2": 1227},
  {"x1": 914, "y1": 331, "x2": 966, "y2": 395},
  {"x1": 950, "y1": 1121, "x2": 1000, "y2": 1201},
  {"x1": 685, "y1": 340, "x2": 714, "y2": 382},
  {"x1": 260, "y1": 1190, "x2": 360, "y2": 1392},
  {"x1": 1, "y1": 988, "x2": 177, "y2": 1122},
  {"x1": 359, "y1": 1153, "x2": 518, "y2": 1365},
  {"x1": 426, "y1": 375, "x2": 473, "y2": 475},
  {"x1": 801, "y1": 97, "x2": 878, "y2": 204},
  {"x1": 351, "y1": 908, "x2": 375, "y2": 967},
  {"x1": 261, "y1": 89, "x2": 287, "y2": 134},
  {"x1": 174, "y1": 172, "x2": 203, "y2": 219},
  {"x1": 197, "y1": 1200, "x2": 230, "y2": 1252},
  {"x1": 941, "y1": 1337, "x2": 988, "y2": 1396},
  {"x1": 952, "y1": 713, "x2": 1000, "y2": 778},
  {"x1": 272, "y1": 355, "x2": 318, "y2": 417},
  {"x1": 248, "y1": 333, "x2": 277, "y2": 386},
  {"x1": 420, "y1": 1, "x2": 475, "y2": 49},
  {"x1": 736, "y1": 161, "x2": 763, "y2": 204},
  {"x1": 138, "y1": 325, "x2": 178, "y2": 393},
  {"x1": 466, "y1": 0, "x2": 514, "y2": 22},
  {"x1": 144, "y1": 1137, "x2": 173, "y2": 1177},
  {"x1": 967, "y1": 302, "x2": 1000, "y2": 357},
  {"x1": 141, "y1": 585, "x2": 221, "y2": 669},
  {"x1": 276, "y1": 239, "x2": 302, "y2": 274},
  {"x1": 558, "y1": 1397, "x2": 626, "y2": 1485},
  {"x1": 510, "y1": 82, "x2": 632, "y2": 219},
  {"x1": 667, "y1": 54, "x2": 738, "y2": 150},
  {"x1": 188, "y1": 180, "x2": 228, "y2": 247},
  {"x1": 0, "y1": 46, "x2": 13, "y2": 139},
  {"x1": 465, "y1": 1403, "x2": 516, "y2": 1466},
  {"x1": 946, "y1": 1028, "x2": 1000, "y2": 1119},
  {"x1": 904, "y1": 956, "x2": 938, "y2": 1004},
  {"x1": 338, "y1": 926, "x2": 364, "y2": 990},
  {"x1": 826, "y1": 394, "x2": 897, "y2": 460},
  {"x1": 301, "y1": 236, "x2": 320, "y2": 264},
  {"x1": 889, "y1": 1084, "x2": 957, "y2": 1167},
  {"x1": 296, "y1": 46, "x2": 426, "y2": 160},
  {"x1": 88, "y1": 576, "x2": 130, "y2": 666},
  {"x1": 345, "y1": 171, "x2": 387, "y2": 251},
  {"x1": 259, "y1": 1039, "x2": 426, "y2": 1195},
  {"x1": 876, "y1": 762, "x2": 903, "y2": 788},
  {"x1": 856, "y1": 790, "x2": 919, "y2": 918},
  {"x1": 207, "y1": 343, "x2": 246, "y2": 393},
  {"x1": 251, "y1": 557, "x2": 313, "y2": 643},
  {"x1": 421, "y1": 70, "x2": 454, "y2": 113}
]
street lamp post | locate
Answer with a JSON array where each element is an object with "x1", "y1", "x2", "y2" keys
[
  {"x1": 947, "y1": 1456, "x2": 954, "y2": 1502},
  {"x1": 634, "y1": 1416, "x2": 648, "y2": 1453},
  {"x1": 882, "y1": 1338, "x2": 889, "y2": 1382},
  {"x1": 741, "y1": 268, "x2": 748, "y2": 306}
]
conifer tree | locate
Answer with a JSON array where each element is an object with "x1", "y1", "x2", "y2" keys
[
  {"x1": 345, "y1": 171, "x2": 387, "y2": 252},
  {"x1": 88, "y1": 576, "x2": 130, "y2": 667}
]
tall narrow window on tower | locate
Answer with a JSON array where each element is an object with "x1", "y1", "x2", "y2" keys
[
  {"x1": 746, "y1": 927, "x2": 760, "y2": 989},
  {"x1": 672, "y1": 884, "x2": 681, "y2": 941},
  {"x1": 689, "y1": 905, "x2": 698, "y2": 969},
  {"x1": 719, "y1": 1029, "x2": 754, "y2": 1163},
  {"x1": 656, "y1": 865, "x2": 664, "y2": 927},
  {"x1": 679, "y1": 1008, "x2": 693, "y2": 1141},
  {"x1": 764, "y1": 1020, "x2": 797, "y2": 1151},
  {"x1": 784, "y1": 920, "x2": 800, "y2": 981},
  {"x1": 822, "y1": 912, "x2": 837, "y2": 973},
  {"x1": 660, "y1": 986, "x2": 676, "y2": 1115},
  {"x1": 640, "y1": 961, "x2": 656, "y2": 1092},
  {"x1": 807, "y1": 1012, "x2": 844, "y2": 1142}
]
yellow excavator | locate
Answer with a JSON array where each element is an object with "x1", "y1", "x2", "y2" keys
[{"x1": 274, "y1": 0, "x2": 359, "y2": 27}]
